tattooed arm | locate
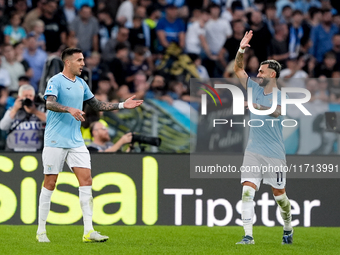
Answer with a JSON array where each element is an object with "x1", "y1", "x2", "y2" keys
[
  {"x1": 86, "y1": 95, "x2": 143, "y2": 111},
  {"x1": 234, "y1": 30, "x2": 253, "y2": 89},
  {"x1": 46, "y1": 96, "x2": 85, "y2": 121},
  {"x1": 86, "y1": 97, "x2": 119, "y2": 111}
]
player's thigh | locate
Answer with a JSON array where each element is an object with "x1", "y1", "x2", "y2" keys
[
  {"x1": 240, "y1": 151, "x2": 262, "y2": 191},
  {"x1": 261, "y1": 156, "x2": 286, "y2": 189},
  {"x1": 66, "y1": 145, "x2": 91, "y2": 171},
  {"x1": 72, "y1": 167, "x2": 92, "y2": 186},
  {"x1": 42, "y1": 147, "x2": 67, "y2": 174}
]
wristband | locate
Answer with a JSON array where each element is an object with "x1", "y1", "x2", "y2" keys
[
  {"x1": 238, "y1": 47, "x2": 245, "y2": 53},
  {"x1": 119, "y1": 102, "x2": 124, "y2": 109},
  {"x1": 256, "y1": 103, "x2": 261, "y2": 110}
]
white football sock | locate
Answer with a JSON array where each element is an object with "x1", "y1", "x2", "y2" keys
[
  {"x1": 37, "y1": 187, "x2": 53, "y2": 234},
  {"x1": 79, "y1": 186, "x2": 94, "y2": 235},
  {"x1": 241, "y1": 185, "x2": 256, "y2": 237},
  {"x1": 274, "y1": 193, "x2": 292, "y2": 231}
]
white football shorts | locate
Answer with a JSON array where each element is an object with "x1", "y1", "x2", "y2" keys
[
  {"x1": 42, "y1": 145, "x2": 91, "y2": 174},
  {"x1": 240, "y1": 151, "x2": 286, "y2": 191}
]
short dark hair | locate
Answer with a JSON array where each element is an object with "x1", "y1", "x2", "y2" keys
[
  {"x1": 115, "y1": 42, "x2": 128, "y2": 53},
  {"x1": 292, "y1": 10, "x2": 303, "y2": 16},
  {"x1": 61, "y1": 48, "x2": 82, "y2": 61},
  {"x1": 260, "y1": 60, "x2": 282, "y2": 78}
]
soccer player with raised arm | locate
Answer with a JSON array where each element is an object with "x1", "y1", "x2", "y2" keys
[
  {"x1": 234, "y1": 31, "x2": 293, "y2": 245},
  {"x1": 36, "y1": 48, "x2": 143, "y2": 243}
]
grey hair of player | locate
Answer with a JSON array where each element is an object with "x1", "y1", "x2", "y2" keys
[
  {"x1": 18, "y1": 84, "x2": 35, "y2": 97},
  {"x1": 260, "y1": 60, "x2": 282, "y2": 78}
]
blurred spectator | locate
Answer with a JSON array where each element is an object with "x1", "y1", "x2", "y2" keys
[
  {"x1": 248, "y1": 10, "x2": 272, "y2": 62},
  {"x1": 218, "y1": 19, "x2": 245, "y2": 71},
  {"x1": 4, "y1": 12, "x2": 27, "y2": 45},
  {"x1": 314, "y1": 51, "x2": 337, "y2": 77},
  {"x1": 59, "y1": 0, "x2": 95, "y2": 10},
  {"x1": 268, "y1": 23, "x2": 289, "y2": 68},
  {"x1": 0, "y1": 84, "x2": 46, "y2": 151},
  {"x1": 288, "y1": 10, "x2": 311, "y2": 59},
  {"x1": 94, "y1": 76, "x2": 116, "y2": 101},
  {"x1": 295, "y1": 0, "x2": 321, "y2": 14},
  {"x1": 307, "y1": 7, "x2": 322, "y2": 28},
  {"x1": 144, "y1": 74, "x2": 173, "y2": 103},
  {"x1": 0, "y1": 56, "x2": 11, "y2": 89},
  {"x1": 23, "y1": 0, "x2": 45, "y2": 33},
  {"x1": 85, "y1": 51, "x2": 110, "y2": 92},
  {"x1": 11, "y1": 0, "x2": 28, "y2": 20},
  {"x1": 108, "y1": 42, "x2": 129, "y2": 87},
  {"x1": 40, "y1": 0, "x2": 67, "y2": 53},
  {"x1": 116, "y1": 0, "x2": 138, "y2": 26},
  {"x1": 135, "y1": 5, "x2": 147, "y2": 20},
  {"x1": 280, "y1": 5, "x2": 293, "y2": 24},
  {"x1": 145, "y1": 4, "x2": 161, "y2": 30},
  {"x1": 69, "y1": 5, "x2": 99, "y2": 55},
  {"x1": 330, "y1": 70, "x2": 340, "y2": 103},
  {"x1": 29, "y1": 19, "x2": 46, "y2": 51},
  {"x1": 205, "y1": 3, "x2": 232, "y2": 59},
  {"x1": 140, "y1": 0, "x2": 153, "y2": 8},
  {"x1": 144, "y1": 5, "x2": 161, "y2": 52},
  {"x1": 333, "y1": 13, "x2": 340, "y2": 27},
  {"x1": 118, "y1": 71, "x2": 148, "y2": 99},
  {"x1": 188, "y1": 54, "x2": 209, "y2": 81},
  {"x1": 1, "y1": 44, "x2": 25, "y2": 93},
  {"x1": 156, "y1": 4, "x2": 185, "y2": 51},
  {"x1": 102, "y1": 26, "x2": 130, "y2": 63},
  {"x1": 98, "y1": 10, "x2": 117, "y2": 52},
  {"x1": 223, "y1": 2, "x2": 247, "y2": 24},
  {"x1": 330, "y1": 34, "x2": 340, "y2": 65},
  {"x1": 321, "y1": 0, "x2": 337, "y2": 14},
  {"x1": 61, "y1": 0, "x2": 77, "y2": 25},
  {"x1": 280, "y1": 56, "x2": 308, "y2": 98},
  {"x1": 125, "y1": 46, "x2": 150, "y2": 86},
  {"x1": 245, "y1": 55, "x2": 260, "y2": 78},
  {"x1": 276, "y1": 0, "x2": 295, "y2": 20},
  {"x1": 185, "y1": 9, "x2": 212, "y2": 57},
  {"x1": 23, "y1": 35, "x2": 48, "y2": 91},
  {"x1": 310, "y1": 9, "x2": 339, "y2": 63},
  {"x1": 13, "y1": 41, "x2": 33, "y2": 80},
  {"x1": 0, "y1": 56, "x2": 11, "y2": 110},
  {"x1": 263, "y1": 3, "x2": 278, "y2": 36},
  {"x1": 128, "y1": 16, "x2": 147, "y2": 50},
  {"x1": 0, "y1": 86, "x2": 9, "y2": 116},
  {"x1": 88, "y1": 121, "x2": 132, "y2": 152}
]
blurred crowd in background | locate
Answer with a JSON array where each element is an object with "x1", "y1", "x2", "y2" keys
[{"x1": 0, "y1": 0, "x2": 340, "y2": 152}]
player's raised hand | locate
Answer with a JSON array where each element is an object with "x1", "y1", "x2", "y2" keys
[
  {"x1": 68, "y1": 107, "x2": 85, "y2": 121},
  {"x1": 123, "y1": 95, "x2": 143, "y2": 109},
  {"x1": 240, "y1": 30, "x2": 253, "y2": 50}
]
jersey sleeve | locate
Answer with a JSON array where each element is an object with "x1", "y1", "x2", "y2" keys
[
  {"x1": 44, "y1": 78, "x2": 59, "y2": 100},
  {"x1": 82, "y1": 80, "x2": 94, "y2": 101}
]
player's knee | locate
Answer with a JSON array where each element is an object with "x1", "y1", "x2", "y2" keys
[
  {"x1": 242, "y1": 185, "x2": 255, "y2": 202},
  {"x1": 81, "y1": 176, "x2": 92, "y2": 186},
  {"x1": 44, "y1": 177, "x2": 57, "y2": 190}
]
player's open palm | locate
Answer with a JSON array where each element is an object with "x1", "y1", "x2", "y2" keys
[
  {"x1": 123, "y1": 95, "x2": 143, "y2": 109},
  {"x1": 240, "y1": 30, "x2": 253, "y2": 49}
]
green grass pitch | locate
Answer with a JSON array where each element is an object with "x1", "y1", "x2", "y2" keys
[{"x1": 1, "y1": 225, "x2": 339, "y2": 255}]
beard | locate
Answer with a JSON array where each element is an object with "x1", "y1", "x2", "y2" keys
[{"x1": 259, "y1": 77, "x2": 270, "y2": 87}]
